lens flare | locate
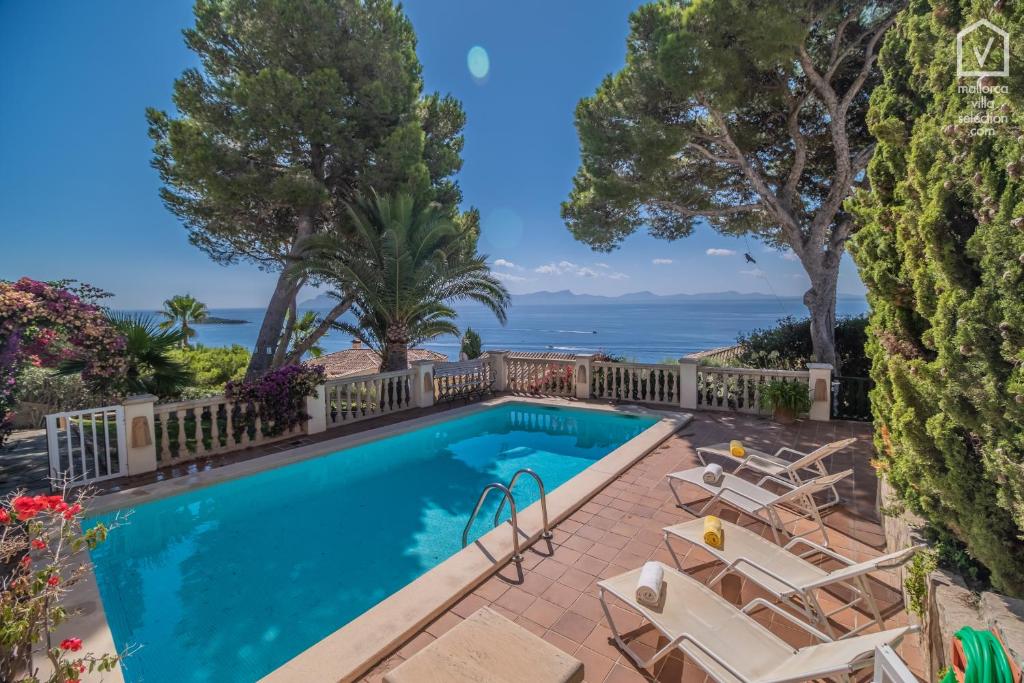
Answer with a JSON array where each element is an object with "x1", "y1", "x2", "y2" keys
[{"x1": 467, "y1": 45, "x2": 490, "y2": 81}]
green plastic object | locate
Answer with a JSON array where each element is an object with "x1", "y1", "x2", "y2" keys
[{"x1": 939, "y1": 627, "x2": 1014, "y2": 683}]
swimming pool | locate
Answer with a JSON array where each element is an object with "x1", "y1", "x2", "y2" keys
[{"x1": 88, "y1": 402, "x2": 659, "y2": 682}]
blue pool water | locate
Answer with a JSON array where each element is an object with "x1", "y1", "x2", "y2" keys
[{"x1": 88, "y1": 403, "x2": 658, "y2": 682}]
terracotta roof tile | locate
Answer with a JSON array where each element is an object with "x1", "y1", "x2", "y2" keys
[{"x1": 306, "y1": 347, "x2": 448, "y2": 378}]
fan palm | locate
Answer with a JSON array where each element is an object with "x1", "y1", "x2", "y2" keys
[
  {"x1": 61, "y1": 313, "x2": 193, "y2": 398},
  {"x1": 158, "y1": 294, "x2": 208, "y2": 348},
  {"x1": 288, "y1": 310, "x2": 325, "y2": 359},
  {"x1": 297, "y1": 192, "x2": 509, "y2": 371}
]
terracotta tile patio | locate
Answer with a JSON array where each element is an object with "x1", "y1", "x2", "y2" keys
[{"x1": 359, "y1": 410, "x2": 924, "y2": 683}]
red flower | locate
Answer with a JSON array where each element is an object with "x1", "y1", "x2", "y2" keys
[
  {"x1": 75, "y1": 663, "x2": 86, "y2": 673},
  {"x1": 47, "y1": 575, "x2": 60, "y2": 586},
  {"x1": 31, "y1": 539, "x2": 47, "y2": 550},
  {"x1": 0, "y1": 508, "x2": 9, "y2": 524},
  {"x1": 19, "y1": 555, "x2": 31, "y2": 569},
  {"x1": 62, "y1": 503, "x2": 82, "y2": 520},
  {"x1": 60, "y1": 638, "x2": 83, "y2": 652},
  {"x1": 12, "y1": 496, "x2": 44, "y2": 520},
  {"x1": 67, "y1": 679, "x2": 80, "y2": 683}
]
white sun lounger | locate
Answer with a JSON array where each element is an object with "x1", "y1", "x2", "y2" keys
[
  {"x1": 662, "y1": 518, "x2": 922, "y2": 638},
  {"x1": 666, "y1": 467, "x2": 852, "y2": 547},
  {"x1": 696, "y1": 438, "x2": 857, "y2": 509},
  {"x1": 598, "y1": 562, "x2": 915, "y2": 683}
]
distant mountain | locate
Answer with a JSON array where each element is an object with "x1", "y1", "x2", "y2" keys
[
  {"x1": 301, "y1": 289, "x2": 865, "y2": 308},
  {"x1": 510, "y1": 290, "x2": 865, "y2": 306},
  {"x1": 298, "y1": 292, "x2": 341, "y2": 308}
]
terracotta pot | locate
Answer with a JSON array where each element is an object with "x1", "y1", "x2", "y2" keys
[{"x1": 773, "y1": 406, "x2": 797, "y2": 424}]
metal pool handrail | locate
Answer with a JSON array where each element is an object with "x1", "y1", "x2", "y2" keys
[
  {"x1": 462, "y1": 482, "x2": 523, "y2": 563},
  {"x1": 493, "y1": 468, "x2": 552, "y2": 540}
]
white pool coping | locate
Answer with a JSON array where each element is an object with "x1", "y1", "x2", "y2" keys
[{"x1": 74, "y1": 396, "x2": 691, "y2": 683}]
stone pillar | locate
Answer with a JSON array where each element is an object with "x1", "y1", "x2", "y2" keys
[
  {"x1": 411, "y1": 360, "x2": 435, "y2": 409},
  {"x1": 123, "y1": 394, "x2": 158, "y2": 475},
  {"x1": 574, "y1": 354, "x2": 594, "y2": 399},
  {"x1": 678, "y1": 357, "x2": 698, "y2": 410},
  {"x1": 490, "y1": 351, "x2": 510, "y2": 392},
  {"x1": 807, "y1": 363, "x2": 833, "y2": 421},
  {"x1": 305, "y1": 384, "x2": 327, "y2": 435}
]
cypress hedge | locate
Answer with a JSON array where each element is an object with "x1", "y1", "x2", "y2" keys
[{"x1": 848, "y1": 0, "x2": 1024, "y2": 594}]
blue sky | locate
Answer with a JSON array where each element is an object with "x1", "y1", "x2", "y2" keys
[{"x1": 0, "y1": 1, "x2": 866, "y2": 309}]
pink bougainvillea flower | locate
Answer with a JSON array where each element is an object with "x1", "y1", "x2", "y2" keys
[
  {"x1": 62, "y1": 503, "x2": 82, "y2": 520},
  {"x1": 19, "y1": 555, "x2": 31, "y2": 569},
  {"x1": 0, "y1": 508, "x2": 9, "y2": 524},
  {"x1": 31, "y1": 538, "x2": 47, "y2": 550},
  {"x1": 60, "y1": 638, "x2": 83, "y2": 652},
  {"x1": 47, "y1": 575, "x2": 60, "y2": 586}
]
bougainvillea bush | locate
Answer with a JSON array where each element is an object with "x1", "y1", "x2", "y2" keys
[
  {"x1": 848, "y1": 1, "x2": 1024, "y2": 594},
  {"x1": 0, "y1": 488, "x2": 121, "y2": 681},
  {"x1": 0, "y1": 278, "x2": 126, "y2": 447},
  {"x1": 225, "y1": 364, "x2": 324, "y2": 437}
]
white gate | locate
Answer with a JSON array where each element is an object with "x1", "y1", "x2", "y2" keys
[{"x1": 45, "y1": 405, "x2": 127, "y2": 486}]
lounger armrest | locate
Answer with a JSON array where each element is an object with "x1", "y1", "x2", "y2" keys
[
  {"x1": 661, "y1": 632, "x2": 758, "y2": 683},
  {"x1": 756, "y1": 473, "x2": 798, "y2": 490},
  {"x1": 784, "y1": 537, "x2": 855, "y2": 564},
  {"x1": 742, "y1": 598, "x2": 833, "y2": 643},
  {"x1": 774, "y1": 446, "x2": 809, "y2": 461},
  {"x1": 714, "y1": 483, "x2": 774, "y2": 508},
  {"x1": 725, "y1": 557, "x2": 805, "y2": 595}
]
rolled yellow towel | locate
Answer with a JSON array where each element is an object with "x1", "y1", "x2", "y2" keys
[
  {"x1": 729, "y1": 440, "x2": 745, "y2": 458},
  {"x1": 703, "y1": 515, "x2": 724, "y2": 549}
]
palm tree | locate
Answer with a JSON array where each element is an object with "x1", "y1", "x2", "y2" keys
[
  {"x1": 297, "y1": 192, "x2": 509, "y2": 371},
  {"x1": 61, "y1": 313, "x2": 193, "y2": 398},
  {"x1": 288, "y1": 310, "x2": 325, "y2": 359},
  {"x1": 158, "y1": 294, "x2": 208, "y2": 348}
]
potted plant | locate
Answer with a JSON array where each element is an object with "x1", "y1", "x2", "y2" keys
[{"x1": 759, "y1": 379, "x2": 812, "y2": 424}]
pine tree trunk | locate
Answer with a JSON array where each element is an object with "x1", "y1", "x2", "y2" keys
[
  {"x1": 803, "y1": 264, "x2": 840, "y2": 372},
  {"x1": 245, "y1": 212, "x2": 314, "y2": 380}
]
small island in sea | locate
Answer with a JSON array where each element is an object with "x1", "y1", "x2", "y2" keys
[{"x1": 194, "y1": 316, "x2": 249, "y2": 325}]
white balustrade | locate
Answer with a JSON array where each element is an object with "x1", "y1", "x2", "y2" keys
[
  {"x1": 695, "y1": 366, "x2": 809, "y2": 413},
  {"x1": 591, "y1": 362, "x2": 681, "y2": 406},
  {"x1": 505, "y1": 356, "x2": 575, "y2": 396},
  {"x1": 324, "y1": 368, "x2": 415, "y2": 426},
  {"x1": 153, "y1": 395, "x2": 303, "y2": 464}
]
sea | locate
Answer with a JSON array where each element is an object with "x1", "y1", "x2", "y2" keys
[{"x1": 132, "y1": 296, "x2": 868, "y2": 364}]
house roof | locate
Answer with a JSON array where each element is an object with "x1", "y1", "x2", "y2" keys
[{"x1": 306, "y1": 347, "x2": 448, "y2": 378}]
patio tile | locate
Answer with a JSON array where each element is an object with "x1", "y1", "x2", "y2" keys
[
  {"x1": 550, "y1": 610, "x2": 598, "y2": 643},
  {"x1": 575, "y1": 645, "x2": 616, "y2": 683},
  {"x1": 542, "y1": 581, "x2": 583, "y2": 609},
  {"x1": 542, "y1": 629, "x2": 581, "y2": 656},
  {"x1": 522, "y1": 597, "x2": 565, "y2": 629}
]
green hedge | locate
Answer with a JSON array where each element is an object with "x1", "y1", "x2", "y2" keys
[{"x1": 848, "y1": 0, "x2": 1024, "y2": 594}]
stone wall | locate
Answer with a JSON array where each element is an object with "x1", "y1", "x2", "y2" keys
[{"x1": 879, "y1": 476, "x2": 1024, "y2": 680}]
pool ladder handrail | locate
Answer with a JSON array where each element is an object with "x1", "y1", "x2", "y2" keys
[
  {"x1": 461, "y1": 469, "x2": 552, "y2": 564},
  {"x1": 462, "y1": 483, "x2": 524, "y2": 562},
  {"x1": 493, "y1": 468, "x2": 552, "y2": 541}
]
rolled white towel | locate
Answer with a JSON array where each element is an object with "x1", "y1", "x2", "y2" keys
[
  {"x1": 635, "y1": 561, "x2": 664, "y2": 607},
  {"x1": 702, "y1": 463, "x2": 724, "y2": 485}
]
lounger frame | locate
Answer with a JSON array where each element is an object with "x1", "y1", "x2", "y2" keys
[{"x1": 667, "y1": 470, "x2": 849, "y2": 547}]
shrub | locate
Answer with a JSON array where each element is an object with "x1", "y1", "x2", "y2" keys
[
  {"x1": 0, "y1": 487, "x2": 121, "y2": 681},
  {"x1": 735, "y1": 315, "x2": 870, "y2": 375},
  {"x1": 847, "y1": 2, "x2": 1024, "y2": 594},
  {"x1": 758, "y1": 379, "x2": 813, "y2": 415},
  {"x1": 225, "y1": 364, "x2": 324, "y2": 436},
  {"x1": 171, "y1": 345, "x2": 250, "y2": 394}
]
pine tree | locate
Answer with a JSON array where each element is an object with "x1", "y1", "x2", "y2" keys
[
  {"x1": 147, "y1": 0, "x2": 470, "y2": 379},
  {"x1": 849, "y1": 0, "x2": 1024, "y2": 594}
]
